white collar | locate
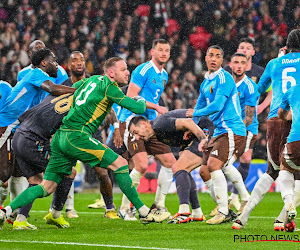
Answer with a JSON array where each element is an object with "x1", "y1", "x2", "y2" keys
[
  {"x1": 235, "y1": 75, "x2": 247, "y2": 88},
  {"x1": 204, "y1": 67, "x2": 223, "y2": 80},
  {"x1": 150, "y1": 60, "x2": 164, "y2": 74}
]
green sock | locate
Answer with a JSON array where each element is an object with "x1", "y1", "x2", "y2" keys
[
  {"x1": 114, "y1": 165, "x2": 144, "y2": 210},
  {"x1": 10, "y1": 184, "x2": 48, "y2": 212}
]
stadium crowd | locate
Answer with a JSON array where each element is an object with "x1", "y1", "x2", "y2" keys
[{"x1": 0, "y1": 0, "x2": 300, "y2": 160}]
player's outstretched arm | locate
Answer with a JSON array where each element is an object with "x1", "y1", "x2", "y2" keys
[
  {"x1": 127, "y1": 82, "x2": 167, "y2": 114},
  {"x1": 41, "y1": 80, "x2": 76, "y2": 96},
  {"x1": 175, "y1": 118, "x2": 207, "y2": 142},
  {"x1": 187, "y1": 94, "x2": 228, "y2": 118},
  {"x1": 106, "y1": 84, "x2": 146, "y2": 114}
]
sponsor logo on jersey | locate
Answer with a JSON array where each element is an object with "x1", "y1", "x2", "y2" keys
[
  {"x1": 152, "y1": 79, "x2": 156, "y2": 83},
  {"x1": 282, "y1": 58, "x2": 300, "y2": 64},
  {"x1": 211, "y1": 150, "x2": 218, "y2": 156}
]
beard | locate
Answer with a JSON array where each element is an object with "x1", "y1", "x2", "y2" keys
[{"x1": 71, "y1": 69, "x2": 85, "y2": 77}]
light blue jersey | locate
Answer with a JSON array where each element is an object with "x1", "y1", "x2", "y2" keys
[
  {"x1": 119, "y1": 60, "x2": 168, "y2": 122},
  {"x1": 280, "y1": 85, "x2": 300, "y2": 143},
  {"x1": 236, "y1": 75, "x2": 259, "y2": 135},
  {"x1": 0, "y1": 81, "x2": 12, "y2": 110},
  {"x1": 193, "y1": 68, "x2": 246, "y2": 137},
  {"x1": 18, "y1": 64, "x2": 68, "y2": 106},
  {"x1": 0, "y1": 68, "x2": 52, "y2": 127},
  {"x1": 258, "y1": 52, "x2": 300, "y2": 119},
  {"x1": 106, "y1": 103, "x2": 123, "y2": 144}
]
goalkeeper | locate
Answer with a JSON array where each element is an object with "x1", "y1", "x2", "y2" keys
[{"x1": 0, "y1": 57, "x2": 171, "y2": 228}]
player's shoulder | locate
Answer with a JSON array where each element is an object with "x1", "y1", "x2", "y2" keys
[
  {"x1": 251, "y1": 63, "x2": 264, "y2": 72},
  {"x1": 243, "y1": 76, "x2": 257, "y2": 94},
  {"x1": 0, "y1": 80, "x2": 12, "y2": 89},
  {"x1": 218, "y1": 68, "x2": 234, "y2": 84},
  {"x1": 57, "y1": 65, "x2": 67, "y2": 75},
  {"x1": 19, "y1": 64, "x2": 32, "y2": 74},
  {"x1": 134, "y1": 61, "x2": 153, "y2": 76}
]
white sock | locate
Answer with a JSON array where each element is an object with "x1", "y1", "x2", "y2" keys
[
  {"x1": 211, "y1": 170, "x2": 228, "y2": 215},
  {"x1": 8, "y1": 177, "x2": 28, "y2": 201},
  {"x1": 16, "y1": 214, "x2": 26, "y2": 222},
  {"x1": 277, "y1": 180, "x2": 300, "y2": 222},
  {"x1": 293, "y1": 180, "x2": 300, "y2": 207},
  {"x1": 222, "y1": 164, "x2": 250, "y2": 201},
  {"x1": 178, "y1": 204, "x2": 190, "y2": 214},
  {"x1": 192, "y1": 207, "x2": 203, "y2": 218},
  {"x1": 239, "y1": 173, "x2": 274, "y2": 225},
  {"x1": 138, "y1": 205, "x2": 150, "y2": 217},
  {"x1": 4, "y1": 205, "x2": 12, "y2": 217},
  {"x1": 230, "y1": 193, "x2": 239, "y2": 202},
  {"x1": 279, "y1": 170, "x2": 294, "y2": 210},
  {"x1": 65, "y1": 182, "x2": 74, "y2": 211},
  {"x1": 120, "y1": 168, "x2": 143, "y2": 210},
  {"x1": 155, "y1": 166, "x2": 173, "y2": 208},
  {"x1": 204, "y1": 179, "x2": 216, "y2": 203},
  {"x1": 51, "y1": 209, "x2": 62, "y2": 219},
  {"x1": 0, "y1": 186, "x2": 9, "y2": 207}
]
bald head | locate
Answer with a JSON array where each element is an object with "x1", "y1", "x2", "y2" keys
[{"x1": 29, "y1": 40, "x2": 46, "y2": 58}]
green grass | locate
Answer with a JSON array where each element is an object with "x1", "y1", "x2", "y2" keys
[{"x1": 0, "y1": 192, "x2": 299, "y2": 249}]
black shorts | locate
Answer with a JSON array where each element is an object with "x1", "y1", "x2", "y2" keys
[
  {"x1": 184, "y1": 139, "x2": 203, "y2": 158},
  {"x1": 12, "y1": 131, "x2": 50, "y2": 178}
]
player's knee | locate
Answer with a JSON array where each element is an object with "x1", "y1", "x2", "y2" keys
[{"x1": 199, "y1": 166, "x2": 211, "y2": 182}]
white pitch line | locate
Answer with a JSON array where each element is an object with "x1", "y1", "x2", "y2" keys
[{"x1": 0, "y1": 240, "x2": 189, "y2": 250}]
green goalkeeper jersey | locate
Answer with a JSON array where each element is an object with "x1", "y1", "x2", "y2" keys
[{"x1": 61, "y1": 75, "x2": 146, "y2": 135}]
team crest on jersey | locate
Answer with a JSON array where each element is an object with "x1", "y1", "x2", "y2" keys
[
  {"x1": 133, "y1": 143, "x2": 138, "y2": 150},
  {"x1": 152, "y1": 79, "x2": 156, "y2": 83},
  {"x1": 163, "y1": 80, "x2": 166, "y2": 87},
  {"x1": 238, "y1": 92, "x2": 241, "y2": 96},
  {"x1": 210, "y1": 85, "x2": 213, "y2": 93},
  {"x1": 251, "y1": 76, "x2": 257, "y2": 83}
]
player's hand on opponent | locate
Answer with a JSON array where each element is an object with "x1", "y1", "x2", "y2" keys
[
  {"x1": 156, "y1": 105, "x2": 168, "y2": 115},
  {"x1": 183, "y1": 130, "x2": 193, "y2": 140},
  {"x1": 198, "y1": 138, "x2": 208, "y2": 152},
  {"x1": 113, "y1": 128, "x2": 123, "y2": 148},
  {"x1": 186, "y1": 109, "x2": 194, "y2": 118}
]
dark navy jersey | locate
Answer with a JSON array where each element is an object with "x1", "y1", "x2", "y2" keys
[
  {"x1": 61, "y1": 77, "x2": 73, "y2": 87},
  {"x1": 150, "y1": 109, "x2": 214, "y2": 147},
  {"x1": 17, "y1": 93, "x2": 73, "y2": 141},
  {"x1": 224, "y1": 63, "x2": 264, "y2": 83}
]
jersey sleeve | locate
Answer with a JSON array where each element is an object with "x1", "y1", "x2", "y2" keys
[
  {"x1": 215, "y1": 75, "x2": 234, "y2": 98},
  {"x1": 245, "y1": 82, "x2": 259, "y2": 107},
  {"x1": 106, "y1": 84, "x2": 146, "y2": 114},
  {"x1": 257, "y1": 61, "x2": 271, "y2": 93},
  {"x1": 280, "y1": 90, "x2": 291, "y2": 111},
  {"x1": 130, "y1": 66, "x2": 147, "y2": 89},
  {"x1": 31, "y1": 69, "x2": 52, "y2": 88}
]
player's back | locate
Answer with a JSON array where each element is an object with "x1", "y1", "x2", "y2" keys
[
  {"x1": 119, "y1": 61, "x2": 168, "y2": 122},
  {"x1": 259, "y1": 52, "x2": 300, "y2": 119},
  {"x1": 18, "y1": 93, "x2": 73, "y2": 141},
  {"x1": 62, "y1": 75, "x2": 116, "y2": 135},
  {"x1": 0, "y1": 68, "x2": 51, "y2": 127}
]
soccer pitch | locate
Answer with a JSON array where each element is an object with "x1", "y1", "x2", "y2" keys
[{"x1": 0, "y1": 192, "x2": 299, "y2": 250}]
